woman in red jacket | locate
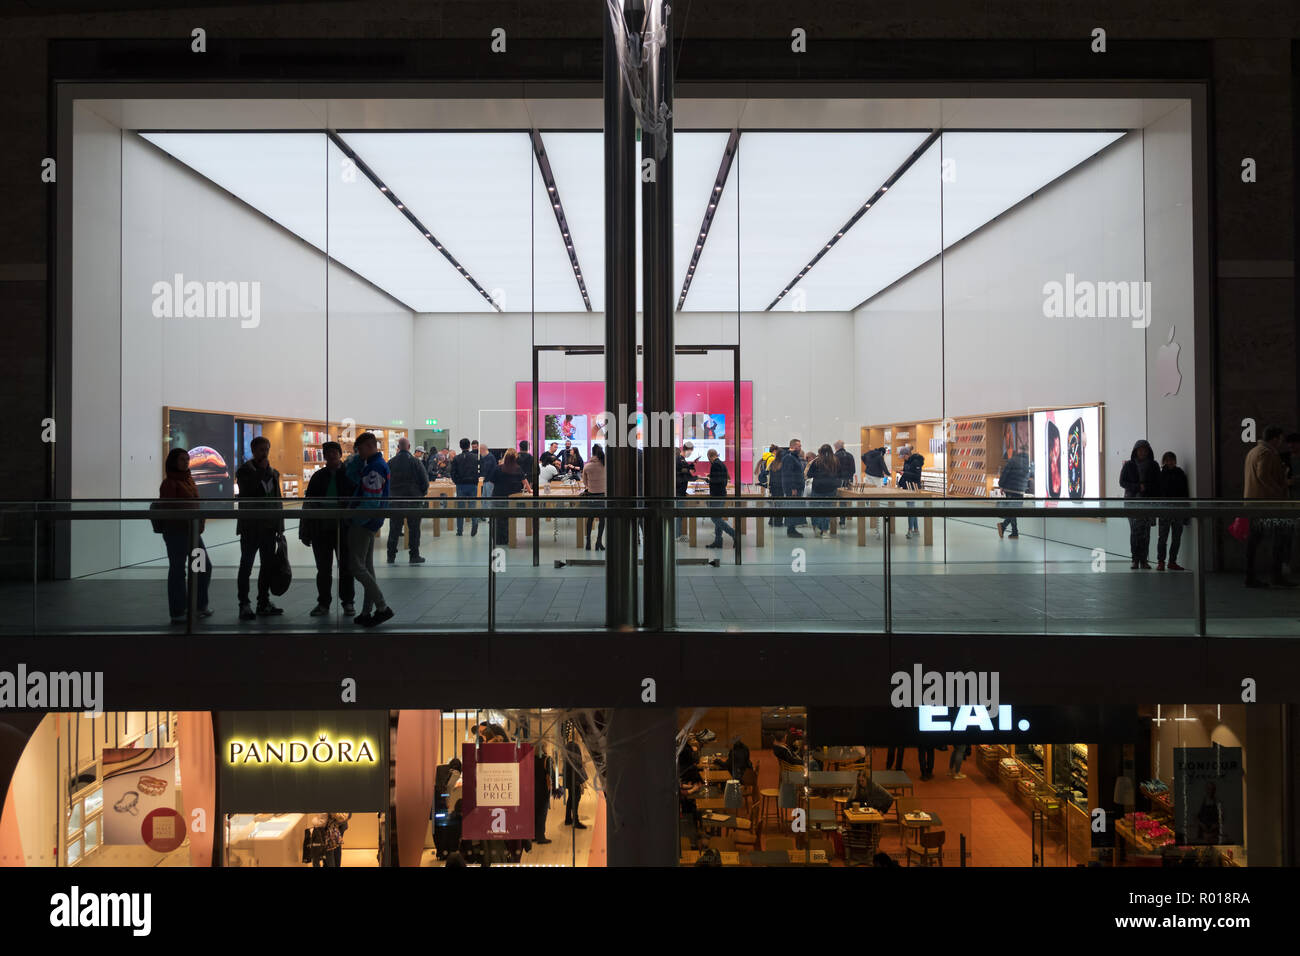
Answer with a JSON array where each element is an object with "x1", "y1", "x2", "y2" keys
[{"x1": 157, "y1": 448, "x2": 214, "y2": 624}]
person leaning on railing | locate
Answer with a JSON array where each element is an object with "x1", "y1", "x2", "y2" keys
[{"x1": 153, "y1": 447, "x2": 213, "y2": 625}]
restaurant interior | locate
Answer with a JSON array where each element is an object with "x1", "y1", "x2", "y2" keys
[{"x1": 676, "y1": 706, "x2": 1193, "y2": 868}]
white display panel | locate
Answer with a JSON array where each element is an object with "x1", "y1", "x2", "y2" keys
[{"x1": 1032, "y1": 405, "x2": 1101, "y2": 499}]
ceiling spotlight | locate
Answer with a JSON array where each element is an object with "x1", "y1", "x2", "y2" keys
[
  {"x1": 881, "y1": 186, "x2": 889, "y2": 192},
  {"x1": 397, "y1": 204, "x2": 404, "y2": 210},
  {"x1": 548, "y1": 186, "x2": 555, "y2": 192},
  {"x1": 714, "y1": 186, "x2": 721, "y2": 192},
  {"x1": 424, "y1": 233, "x2": 431, "y2": 238},
  {"x1": 836, "y1": 232, "x2": 843, "y2": 237},
  {"x1": 380, "y1": 186, "x2": 388, "y2": 192}
]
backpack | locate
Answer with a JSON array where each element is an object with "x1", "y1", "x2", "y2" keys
[{"x1": 757, "y1": 457, "x2": 769, "y2": 488}]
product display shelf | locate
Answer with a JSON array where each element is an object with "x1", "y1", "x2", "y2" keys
[{"x1": 946, "y1": 418, "x2": 990, "y2": 497}]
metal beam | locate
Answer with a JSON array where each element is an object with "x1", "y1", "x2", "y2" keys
[
  {"x1": 642, "y1": 0, "x2": 675, "y2": 628},
  {"x1": 604, "y1": 3, "x2": 638, "y2": 627}
]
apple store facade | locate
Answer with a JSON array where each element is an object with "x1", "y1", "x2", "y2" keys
[{"x1": 50, "y1": 80, "x2": 1211, "y2": 633}]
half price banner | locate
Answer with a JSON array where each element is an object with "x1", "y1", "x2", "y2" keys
[{"x1": 461, "y1": 742, "x2": 534, "y2": 841}]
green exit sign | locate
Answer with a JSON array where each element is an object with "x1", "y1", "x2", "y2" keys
[
  {"x1": 425, "y1": 418, "x2": 438, "y2": 426},
  {"x1": 391, "y1": 420, "x2": 404, "y2": 426}
]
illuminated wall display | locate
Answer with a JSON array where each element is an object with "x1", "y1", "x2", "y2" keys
[{"x1": 217, "y1": 711, "x2": 388, "y2": 814}]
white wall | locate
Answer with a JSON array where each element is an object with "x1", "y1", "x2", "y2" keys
[
  {"x1": 410, "y1": 310, "x2": 858, "y2": 458},
  {"x1": 71, "y1": 105, "x2": 124, "y2": 576},
  {"x1": 1142, "y1": 102, "x2": 1198, "y2": 492},
  {"x1": 853, "y1": 130, "x2": 1197, "y2": 558},
  {"x1": 112, "y1": 134, "x2": 414, "y2": 567}
]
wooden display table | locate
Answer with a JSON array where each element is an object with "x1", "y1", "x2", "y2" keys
[
  {"x1": 679, "y1": 488, "x2": 767, "y2": 548},
  {"x1": 837, "y1": 486, "x2": 942, "y2": 546}
]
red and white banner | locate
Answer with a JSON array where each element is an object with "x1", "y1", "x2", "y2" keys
[{"x1": 460, "y1": 743, "x2": 534, "y2": 840}]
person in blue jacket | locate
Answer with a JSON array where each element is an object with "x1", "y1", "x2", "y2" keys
[{"x1": 345, "y1": 432, "x2": 395, "y2": 627}]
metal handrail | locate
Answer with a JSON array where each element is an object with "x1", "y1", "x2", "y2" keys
[{"x1": 2, "y1": 497, "x2": 1297, "y2": 520}]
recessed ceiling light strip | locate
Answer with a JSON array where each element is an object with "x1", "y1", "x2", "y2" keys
[
  {"x1": 677, "y1": 128, "x2": 740, "y2": 312},
  {"x1": 764, "y1": 129, "x2": 942, "y2": 311},
  {"x1": 531, "y1": 130, "x2": 592, "y2": 312},
  {"x1": 329, "y1": 131, "x2": 501, "y2": 312}
]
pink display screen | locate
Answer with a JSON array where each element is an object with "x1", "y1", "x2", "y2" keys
[{"x1": 514, "y1": 380, "x2": 754, "y2": 481}]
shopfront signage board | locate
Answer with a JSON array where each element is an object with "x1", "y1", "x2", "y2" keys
[
  {"x1": 217, "y1": 710, "x2": 388, "y2": 814},
  {"x1": 460, "y1": 742, "x2": 535, "y2": 841}
]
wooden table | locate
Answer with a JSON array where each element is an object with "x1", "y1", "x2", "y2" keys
[
  {"x1": 681, "y1": 487, "x2": 768, "y2": 548},
  {"x1": 837, "y1": 486, "x2": 942, "y2": 546},
  {"x1": 868, "y1": 770, "x2": 914, "y2": 797},
  {"x1": 500, "y1": 486, "x2": 588, "y2": 549},
  {"x1": 695, "y1": 797, "x2": 728, "y2": 811},
  {"x1": 698, "y1": 768, "x2": 732, "y2": 784},
  {"x1": 902, "y1": 810, "x2": 943, "y2": 844}
]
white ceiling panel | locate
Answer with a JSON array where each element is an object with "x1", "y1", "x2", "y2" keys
[
  {"x1": 322, "y1": 139, "x2": 492, "y2": 312},
  {"x1": 141, "y1": 131, "x2": 328, "y2": 249},
  {"x1": 939, "y1": 131, "x2": 1125, "y2": 247},
  {"x1": 786, "y1": 139, "x2": 942, "y2": 311},
  {"x1": 140, "y1": 128, "x2": 1133, "y2": 317},
  {"x1": 532, "y1": 156, "x2": 587, "y2": 312},
  {"x1": 672, "y1": 132, "x2": 736, "y2": 311},
  {"x1": 541, "y1": 132, "x2": 606, "y2": 312},
  {"x1": 341, "y1": 132, "x2": 533, "y2": 311},
  {"x1": 736, "y1": 132, "x2": 931, "y2": 311}
]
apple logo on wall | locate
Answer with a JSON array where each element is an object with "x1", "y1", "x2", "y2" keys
[{"x1": 1157, "y1": 324, "x2": 1182, "y2": 397}]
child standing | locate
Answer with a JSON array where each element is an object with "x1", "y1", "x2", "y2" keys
[{"x1": 1156, "y1": 451, "x2": 1189, "y2": 571}]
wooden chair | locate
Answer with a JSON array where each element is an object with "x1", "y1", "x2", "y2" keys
[
  {"x1": 740, "y1": 767, "x2": 758, "y2": 801},
  {"x1": 759, "y1": 788, "x2": 781, "y2": 828},
  {"x1": 907, "y1": 829, "x2": 945, "y2": 866},
  {"x1": 734, "y1": 814, "x2": 760, "y2": 852}
]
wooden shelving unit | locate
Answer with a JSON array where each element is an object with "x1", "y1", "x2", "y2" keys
[{"x1": 164, "y1": 406, "x2": 407, "y2": 498}]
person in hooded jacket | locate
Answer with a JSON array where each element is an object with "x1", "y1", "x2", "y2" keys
[
  {"x1": 861, "y1": 446, "x2": 888, "y2": 486},
  {"x1": 156, "y1": 448, "x2": 214, "y2": 624},
  {"x1": 897, "y1": 445, "x2": 925, "y2": 538},
  {"x1": 1119, "y1": 438, "x2": 1161, "y2": 568}
]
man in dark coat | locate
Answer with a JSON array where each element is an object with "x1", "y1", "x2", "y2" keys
[
  {"x1": 996, "y1": 450, "x2": 1030, "y2": 539},
  {"x1": 235, "y1": 435, "x2": 285, "y2": 620},
  {"x1": 300, "y1": 440, "x2": 357, "y2": 616},
  {"x1": 449, "y1": 438, "x2": 481, "y2": 536},
  {"x1": 834, "y1": 440, "x2": 856, "y2": 526},
  {"x1": 780, "y1": 439, "x2": 807, "y2": 536},
  {"x1": 386, "y1": 436, "x2": 429, "y2": 564}
]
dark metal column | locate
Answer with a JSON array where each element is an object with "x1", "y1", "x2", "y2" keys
[
  {"x1": 604, "y1": 4, "x2": 639, "y2": 628},
  {"x1": 604, "y1": 707, "x2": 680, "y2": 866},
  {"x1": 641, "y1": 0, "x2": 675, "y2": 628}
]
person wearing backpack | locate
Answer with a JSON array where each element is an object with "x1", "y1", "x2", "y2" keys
[
  {"x1": 346, "y1": 432, "x2": 394, "y2": 627},
  {"x1": 996, "y1": 450, "x2": 1030, "y2": 539}
]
